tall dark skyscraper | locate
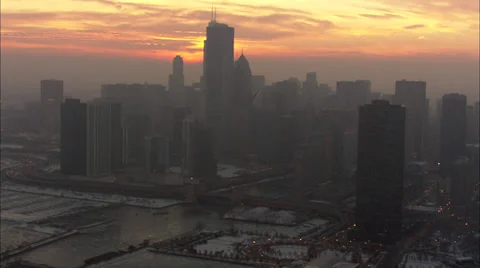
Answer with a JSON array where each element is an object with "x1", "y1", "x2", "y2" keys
[
  {"x1": 394, "y1": 80, "x2": 427, "y2": 161},
  {"x1": 355, "y1": 100, "x2": 406, "y2": 244},
  {"x1": 168, "y1": 55, "x2": 184, "y2": 90},
  {"x1": 226, "y1": 53, "x2": 253, "y2": 159},
  {"x1": 40, "y1": 79, "x2": 64, "y2": 135},
  {"x1": 203, "y1": 14, "x2": 234, "y2": 157},
  {"x1": 168, "y1": 55, "x2": 185, "y2": 106},
  {"x1": 440, "y1": 93, "x2": 467, "y2": 176},
  {"x1": 87, "y1": 99, "x2": 123, "y2": 177},
  {"x1": 60, "y1": 99, "x2": 87, "y2": 176}
]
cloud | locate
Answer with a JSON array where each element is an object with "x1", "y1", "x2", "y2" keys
[
  {"x1": 403, "y1": 24, "x2": 425, "y2": 30},
  {"x1": 1, "y1": 3, "x2": 337, "y2": 60},
  {"x1": 359, "y1": 13, "x2": 403, "y2": 19}
]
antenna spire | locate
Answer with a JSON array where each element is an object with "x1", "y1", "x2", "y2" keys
[
  {"x1": 211, "y1": 4, "x2": 213, "y2": 21},
  {"x1": 214, "y1": 6, "x2": 216, "y2": 20}
]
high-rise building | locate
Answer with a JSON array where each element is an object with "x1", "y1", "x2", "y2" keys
[
  {"x1": 86, "y1": 99, "x2": 123, "y2": 177},
  {"x1": 40, "y1": 79, "x2": 64, "y2": 135},
  {"x1": 394, "y1": 80, "x2": 427, "y2": 161},
  {"x1": 168, "y1": 55, "x2": 186, "y2": 106},
  {"x1": 203, "y1": 16, "x2": 234, "y2": 157},
  {"x1": 466, "y1": 104, "x2": 479, "y2": 144},
  {"x1": 145, "y1": 136, "x2": 169, "y2": 174},
  {"x1": 355, "y1": 100, "x2": 406, "y2": 244},
  {"x1": 225, "y1": 53, "x2": 253, "y2": 159},
  {"x1": 170, "y1": 106, "x2": 190, "y2": 165},
  {"x1": 60, "y1": 99, "x2": 87, "y2": 176},
  {"x1": 440, "y1": 93, "x2": 467, "y2": 176},
  {"x1": 182, "y1": 116, "x2": 217, "y2": 178},
  {"x1": 336, "y1": 80, "x2": 371, "y2": 111},
  {"x1": 125, "y1": 113, "x2": 152, "y2": 165},
  {"x1": 317, "y1": 109, "x2": 357, "y2": 177},
  {"x1": 168, "y1": 55, "x2": 185, "y2": 90},
  {"x1": 272, "y1": 79, "x2": 299, "y2": 114}
]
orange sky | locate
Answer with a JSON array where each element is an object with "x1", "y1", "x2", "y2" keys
[{"x1": 1, "y1": 0, "x2": 479, "y2": 62}]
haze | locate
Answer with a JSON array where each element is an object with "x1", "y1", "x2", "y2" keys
[{"x1": 1, "y1": 0, "x2": 479, "y2": 102}]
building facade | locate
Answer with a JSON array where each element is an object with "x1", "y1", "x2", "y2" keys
[
  {"x1": 355, "y1": 100, "x2": 406, "y2": 244},
  {"x1": 440, "y1": 93, "x2": 467, "y2": 177},
  {"x1": 40, "y1": 79, "x2": 64, "y2": 135},
  {"x1": 60, "y1": 99, "x2": 87, "y2": 175},
  {"x1": 394, "y1": 80, "x2": 427, "y2": 161}
]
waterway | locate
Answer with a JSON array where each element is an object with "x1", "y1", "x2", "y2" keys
[{"x1": 3, "y1": 203, "x2": 239, "y2": 267}]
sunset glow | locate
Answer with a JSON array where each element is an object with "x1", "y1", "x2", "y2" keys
[{"x1": 1, "y1": 0, "x2": 478, "y2": 62}]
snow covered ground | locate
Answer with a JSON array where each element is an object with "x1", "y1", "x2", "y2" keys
[
  {"x1": 232, "y1": 217, "x2": 329, "y2": 238},
  {"x1": 42, "y1": 164, "x2": 60, "y2": 172},
  {"x1": 216, "y1": 164, "x2": 249, "y2": 179},
  {"x1": 224, "y1": 206, "x2": 297, "y2": 225},
  {"x1": 268, "y1": 245, "x2": 308, "y2": 259},
  {"x1": 193, "y1": 235, "x2": 252, "y2": 255},
  {"x1": 2, "y1": 182, "x2": 183, "y2": 209},
  {"x1": 305, "y1": 250, "x2": 370, "y2": 268},
  {"x1": 398, "y1": 253, "x2": 448, "y2": 268},
  {"x1": 1, "y1": 189, "x2": 107, "y2": 223},
  {"x1": 0, "y1": 158, "x2": 20, "y2": 171},
  {"x1": 1, "y1": 144, "x2": 24, "y2": 149},
  {"x1": 0, "y1": 222, "x2": 50, "y2": 253}
]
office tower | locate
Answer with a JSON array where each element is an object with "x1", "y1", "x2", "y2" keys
[
  {"x1": 440, "y1": 93, "x2": 467, "y2": 177},
  {"x1": 182, "y1": 116, "x2": 216, "y2": 178},
  {"x1": 272, "y1": 79, "x2": 300, "y2": 114},
  {"x1": 302, "y1": 72, "x2": 329, "y2": 112},
  {"x1": 40, "y1": 79, "x2": 64, "y2": 135},
  {"x1": 60, "y1": 99, "x2": 87, "y2": 176},
  {"x1": 295, "y1": 132, "x2": 334, "y2": 195},
  {"x1": 145, "y1": 136, "x2": 169, "y2": 174},
  {"x1": 317, "y1": 109, "x2": 357, "y2": 177},
  {"x1": 87, "y1": 99, "x2": 122, "y2": 177},
  {"x1": 203, "y1": 15, "x2": 234, "y2": 157},
  {"x1": 336, "y1": 80, "x2": 371, "y2": 111},
  {"x1": 168, "y1": 55, "x2": 185, "y2": 91},
  {"x1": 168, "y1": 55, "x2": 186, "y2": 106},
  {"x1": 225, "y1": 53, "x2": 253, "y2": 159},
  {"x1": 355, "y1": 100, "x2": 406, "y2": 244},
  {"x1": 125, "y1": 114, "x2": 152, "y2": 164},
  {"x1": 394, "y1": 80, "x2": 427, "y2": 161},
  {"x1": 170, "y1": 106, "x2": 190, "y2": 165},
  {"x1": 466, "y1": 105, "x2": 479, "y2": 144}
]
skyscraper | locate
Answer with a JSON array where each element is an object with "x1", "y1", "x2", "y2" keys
[
  {"x1": 394, "y1": 80, "x2": 427, "y2": 161},
  {"x1": 86, "y1": 99, "x2": 123, "y2": 177},
  {"x1": 203, "y1": 14, "x2": 234, "y2": 157},
  {"x1": 168, "y1": 55, "x2": 184, "y2": 90},
  {"x1": 182, "y1": 116, "x2": 216, "y2": 178},
  {"x1": 226, "y1": 53, "x2": 253, "y2": 159},
  {"x1": 355, "y1": 100, "x2": 406, "y2": 244},
  {"x1": 168, "y1": 55, "x2": 186, "y2": 106},
  {"x1": 60, "y1": 99, "x2": 87, "y2": 176},
  {"x1": 336, "y1": 80, "x2": 371, "y2": 111},
  {"x1": 40, "y1": 79, "x2": 64, "y2": 135},
  {"x1": 440, "y1": 93, "x2": 467, "y2": 177}
]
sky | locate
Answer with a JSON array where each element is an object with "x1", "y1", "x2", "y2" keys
[{"x1": 1, "y1": 0, "x2": 479, "y2": 102}]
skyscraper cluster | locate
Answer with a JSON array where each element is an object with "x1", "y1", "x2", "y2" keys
[{"x1": 41, "y1": 11, "x2": 478, "y2": 244}]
